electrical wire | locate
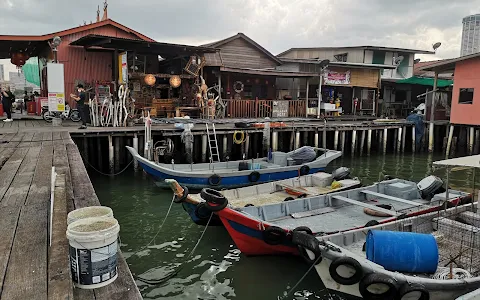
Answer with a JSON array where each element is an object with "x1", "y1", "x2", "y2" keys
[{"x1": 81, "y1": 154, "x2": 134, "y2": 177}]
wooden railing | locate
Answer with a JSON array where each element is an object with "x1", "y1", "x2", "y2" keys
[{"x1": 225, "y1": 99, "x2": 306, "y2": 118}]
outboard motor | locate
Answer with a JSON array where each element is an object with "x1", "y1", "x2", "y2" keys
[
  {"x1": 417, "y1": 175, "x2": 444, "y2": 200},
  {"x1": 332, "y1": 167, "x2": 351, "y2": 181}
]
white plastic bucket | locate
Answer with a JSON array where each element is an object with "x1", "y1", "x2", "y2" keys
[
  {"x1": 67, "y1": 206, "x2": 114, "y2": 225},
  {"x1": 67, "y1": 217, "x2": 120, "y2": 289}
]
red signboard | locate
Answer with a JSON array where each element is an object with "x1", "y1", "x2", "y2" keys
[{"x1": 323, "y1": 70, "x2": 351, "y2": 85}]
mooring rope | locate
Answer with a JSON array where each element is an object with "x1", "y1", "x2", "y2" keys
[
  {"x1": 79, "y1": 151, "x2": 134, "y2": 176},
  {"x1": 135, "y1": 212, "x2": 213, "y2": 285},
  {"x1": 432, "y1": 267, "x2": 473, "y2": 280}
]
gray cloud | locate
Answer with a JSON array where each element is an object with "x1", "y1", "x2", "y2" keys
[{"x1": 0, "y1": 0, "x2": 478, "y2": 61}]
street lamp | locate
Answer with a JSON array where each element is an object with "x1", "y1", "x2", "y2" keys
[
  {"x1": 317, "y1": 59, "x2": 330, "y2": 118},
  {"x1": 49, "y1": 36, "x2": 62, "y2": 63},
  {"x1": 433, "y1": 42, "x2": 442, "y2": 53}
]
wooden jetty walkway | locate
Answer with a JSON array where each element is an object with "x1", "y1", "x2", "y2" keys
[{"x1": 0, "y1": 130, "x2": 142, "y2": 300}]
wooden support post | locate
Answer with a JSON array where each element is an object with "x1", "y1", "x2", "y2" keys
[
  {"x1": 360, "y1": 130, "x2": 366, "y2": 155},
  {"x1": 412, "y1": 126, "x2": 416, "y2": 153},
  {"x1": 245, "y1": 134, "x2": 250, "y2": 158},
  {"x1": 446, "y1": 125, "x2": 454, "y2": 157},
  {"x1": 295, "y1": 131, "x2": 301, "y2": 149},
  {"x1": 289, "y1": 131, "x2": 295, "y2": 151},
  {"x1": 475, "y1": 129, "x2": 480, "y2": 155},
  {"x1": 133, "y1": 133, "x2": 138, "y2": 170},
  {"x1": 341, "y1": 131, "x2": 346, "y2": 153},
  {"x1": 108, "y1": 135, "x2": 114, "y2": 174},
  {"x1": 114, "y1": 136, "x2": 120, "y2": 173},
  {"x1": 82, "y1": 137, "x2": 88, "y2": 168},
  {"x1": 397, "y1": 127, "x2": 403, "y2": 153},
  {"x1": 334, "y1": 130, "x2": 339, "y2": 150},
  {"x1": 314, "y1": 132, "x2": 319, "y2": 149},
  {"x1": 469, "y1": 127, "x2": 475, "y2": 155},
  {"x1": 272, "y1": 131, "x2": 278, "y2": 152},
  {"x1": 201, "y1": 134, "x2": 207, "y2": 162},
  {"x1": 428, "y1": 123, "x2": 435, "y2": 152},
  {"x1": 401, "y1": 126, "x2": 406, "y2": 152},
  {"x1": 303, "y1": 131, "x2": 308, "y2": 147},
  {"x1": 223, "y1": 135, "x2": 228, "y2": 160},
  {"x1": 322, "y1": 127, "x2": 327, "y2": 150},
  {"x1": 351, "y1": 130, "x2": 357, "y2": 155},
  {"x1": 139, "y1": 135, "x2": 144, "y2": 158},
  {"x1": 97, "y1": 137, "x2": 103, "y2": 171},
  {"x1": 383, "y1": 128, "x2": 388, "y2": 154},
  {"x1": 305, "y1": 78, "x2": 310, "y2": 116},
  {"x1": 367, "y1": 129, "x2": 372, "y2": 155}
]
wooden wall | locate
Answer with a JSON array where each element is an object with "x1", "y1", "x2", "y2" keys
[{"x1": 219, "y1": 38, "x2": 279, "y2": 69}]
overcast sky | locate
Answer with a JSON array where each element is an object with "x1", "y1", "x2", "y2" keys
[{"x1": 0, "y1": 0, "x2": 478, "y2": 79}]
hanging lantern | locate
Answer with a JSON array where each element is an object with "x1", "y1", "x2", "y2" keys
[
  {"x1": 144, "y1": 74, "x2": 156, "y2": 86},
  {"x1": 169, "y1": 75, "x2": 181, "y2": 88}
]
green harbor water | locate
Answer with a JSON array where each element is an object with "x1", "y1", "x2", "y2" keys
[{"x1": 90, "y1": 153, "x2": 478, "y2": 300}]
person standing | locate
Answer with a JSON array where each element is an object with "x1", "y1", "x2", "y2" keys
[
  {"x1": 70, "y1": 84, "x2": 87, "y2": 129},
  {"x1": 2, "y1": 86, "x2": 14, "y2": 122}
]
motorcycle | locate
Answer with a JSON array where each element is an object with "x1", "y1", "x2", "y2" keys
[{"x1": 42, "y1": 103, "x2": 81, "y2": 122}]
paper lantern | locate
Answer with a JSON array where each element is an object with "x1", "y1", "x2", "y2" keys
[
  {"x1": 169, "y1": 75, "x2": 181, "y2": 88},
  {"x1": 144, "y1": 74, "x2": 156, "y2": 86}
]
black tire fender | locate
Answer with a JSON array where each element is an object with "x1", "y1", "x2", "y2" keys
[
  {"x1": 201, "y1": 188, "x2": 228, "y2": 212},
  {"x1": 208, "y1": 174, "x2": 222, "y2": 186},
  {"x1": 248, "y1": 171, "x2": 261, "y2": 183},
  {"x1": 194, "y1": 202, "x2": 212, "y2": 220},
  {"x1": 299, "y1": 165, "x2": 310, "y2": 176},
  {"x1": 297, "y1": 193, "x2": 308, "y2": 199},
  {"x1": 291, "y1": 229, "x2": 322, "y2": 264},
  {"x1": 365, "y1": 220, "x2": 380, "y2": 227},
  {"x1": 395, "y1": 283, "x2": 430, "y2": 300},
  {"x1": 174, "y1": 186, "x2": 189, "y2": 203},
  {"x1": 284, "y1": 197, "x2": 295, "y2": 202},
  {"x1": 328, "y1": 257, "x2": 364, "y2": 286},
  {"x1": 359, "y1": 273, "x2": 397, "y2": 300},
  {"x1": 244, "y1": 204, "x2": 254, "y2": 207},
  {"x1": 262, "y1": 226, "x2": 287, "y2": 245}
]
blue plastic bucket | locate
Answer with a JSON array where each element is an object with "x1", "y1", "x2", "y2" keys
[{"x1": 366, "y1": 230, "x2": 439, "y2": 273}]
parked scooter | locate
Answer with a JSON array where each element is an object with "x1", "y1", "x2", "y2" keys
[{"x1": 42, "y1": 103, "x2": 81, "y2": 122}]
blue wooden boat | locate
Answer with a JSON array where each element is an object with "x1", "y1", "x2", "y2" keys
[{"x1": 125, "y1": 146, "x2": 342, "y2": 189}]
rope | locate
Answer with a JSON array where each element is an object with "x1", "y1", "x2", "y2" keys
[
  {"x1": 82, "y1": 155, "x2": 134, "y2": 177},
  {"x1": 233, "y1": 130, "x2": 245, "y2": 144},
  {"x1": 135, "y1": 212, "x2": 213, "y2": 285}
]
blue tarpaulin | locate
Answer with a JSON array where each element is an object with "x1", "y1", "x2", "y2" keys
[{"x1": 406, "y1": 113, "x2": 425, "y2": 146}]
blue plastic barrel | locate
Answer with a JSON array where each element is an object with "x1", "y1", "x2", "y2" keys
[{"x1": 366, "y1": 230, "x2": 439, "y2": 273}]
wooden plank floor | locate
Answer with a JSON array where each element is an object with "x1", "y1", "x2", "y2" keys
[{"x1": 0, "y1": 132, "x2": 142, "y2": 300}]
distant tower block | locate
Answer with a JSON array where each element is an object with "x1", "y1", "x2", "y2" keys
[{"x1": 461, "y1": 14, "x2": 480, "y2": 56}]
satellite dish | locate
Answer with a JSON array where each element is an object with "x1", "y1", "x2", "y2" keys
[
  {"x1": 414, "y1": 58, "x2": 421, "y2": 64},
  {"x1": 318, "y1": 59, "x2": 330, "y2": 69},
  {"x1": 394, "y1": 56, "x2": 404, "y2": 65},
  {"x1": 433, "y1": 42, "x2": 442, "y2": 51}
]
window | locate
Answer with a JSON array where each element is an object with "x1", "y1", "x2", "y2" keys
[{"x1": 459, "y1": 88, "x2": 474, "y2": 104}]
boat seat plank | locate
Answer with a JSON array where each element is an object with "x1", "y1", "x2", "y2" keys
[
  {"x1": 332, "y1": 195, "x2": 400, "y2": 216},
  {"x1": 361, "y1": 190, "x2": 423, "y2": 207},
  {"x1": 275, "y1": 182, "x2": 312, "y2": 195},
  {"x1": 291, "y1": 207, "x2": 335, "y2": 219}
]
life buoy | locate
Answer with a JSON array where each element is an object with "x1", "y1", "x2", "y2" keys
[
  {"x1": 396, "y1": 283, "x2": 430, "y2": 300},
  {"x1": 299, "y1": 165, "x2": 310, "y2": 176},
  {"x1": 291, "y1": 227, "x2": 322, "y2": 264},
  {"x1": 329, "y1": 257, "x2": 364, "y2": 285},
  {"x1": 359, "y1": 273, "x2": 397, "y2": 300},
  {"x1": 174, "y1": 186, "x2": 189, "y2": 203},
  {"x1": 262, "y1": 226, "x2": 287, "y2": 245},
  {"x1": 284, "y1": 197, "x2": 295, "y2": 202},
  {"x1": 201, "y1": 188, "x2": 228, "y2": 212},
  {"x1": 248, "y1": 171, "x2": 261, "y2": 183},
  {"x1": 285, "y1": 188, "x2": 303, "y2": 196},
  {"x1": 208, "y1": 174, "x2": 222, "y2": 186}
]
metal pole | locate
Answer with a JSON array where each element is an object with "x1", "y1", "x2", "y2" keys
[
  {"x1": 428, "y1": 72, "x2": 438, "y2": 152},
  {"x1": 306, "y1": 78, "x2": 310, "y2": 117},
  {"x1": 317, "y1": 72, "x2": 323, "y2": 118}
]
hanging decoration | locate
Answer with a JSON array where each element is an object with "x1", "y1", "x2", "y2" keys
[
  {"x1": 144, "y1": 74, "x2": 156, "y2": 86},
  {"x1": 233, "y1": 81, "x2": 244, "y2": 93},
  {"x1": 169, "y1": 75, "x2": 181, "y2": 88}
]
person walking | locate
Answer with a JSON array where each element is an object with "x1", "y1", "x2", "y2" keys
[
  {"x1": 2, "y1": 86, "x2": 14, "y2": 122},
  {"x1": 70, "y1": 84, "x2": 87, "y2": 129}
]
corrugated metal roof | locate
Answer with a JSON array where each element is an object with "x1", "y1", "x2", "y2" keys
[{"x1": 277, "y1": 46, "x2": 435, "y2": 57}]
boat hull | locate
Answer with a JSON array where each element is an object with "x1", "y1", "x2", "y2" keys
[
  {"x1": 216, "y1": 196, "x2": 468, "y2": 257},
  {"x1": 139, "y1": 160, "x2": 324, "y2": 189}
]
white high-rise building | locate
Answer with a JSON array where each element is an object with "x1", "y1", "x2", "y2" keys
[{"x1": 461, "y1": 14, "x2": 480, "y2": 56}]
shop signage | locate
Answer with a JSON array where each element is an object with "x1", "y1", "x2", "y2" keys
[
  {"x1": 118, "y1": 52, "x2": 128, "y2": 84},
  {"x1": 323, "y1": 70, "x2": 351, "y2": 85},
  {"x1": 46, "y1": 63, "x2": 65, "y2": 112}
]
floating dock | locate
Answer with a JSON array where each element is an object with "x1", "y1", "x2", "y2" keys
[{"x1": 0, "y1": 130, "x2": 141, "y2": 299}]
